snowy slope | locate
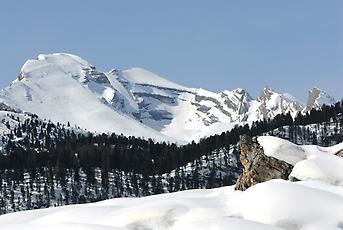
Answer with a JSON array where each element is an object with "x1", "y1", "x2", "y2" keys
[
  {"x1": 0, "y1": 53, "x2": 174, "y2": 143},
  {"x1": 121, "y1": 67, "x2": 187, "y2": 90},
  {"x1": 0, "y1": 53, "x2": 337, "y2": 143},
  {"x1": 1, "y1": 137, "x2": 342, "y2": 229},
  {"x1": 1, "y1": 181, "x2": 342, "y2": 230}
]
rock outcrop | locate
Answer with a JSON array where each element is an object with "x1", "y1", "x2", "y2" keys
[
  {"x1": 235, "y1": 135, "x2": 293, "y2": 191},
  {"x1": 304, "y1": 87, "x2": 335, "y2": 112},
  {"x1": 335, "y1": 149, "x2": 343, "y2": 158}
]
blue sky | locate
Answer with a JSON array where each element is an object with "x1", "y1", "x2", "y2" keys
[{"x1": 0, "y1": 0, "x2": 342, "y2": 101}]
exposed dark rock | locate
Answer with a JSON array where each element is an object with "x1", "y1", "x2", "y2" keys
[
  {"x1": 90, "y1": 71, "x2": 110, "y2": 84},
  {"x1": 133, "y1": 92, "x2": 175, "y2": 105},
  {"x1": 194, "y1": 94, "x2": 233, "y2": 121},
  {"x1": 0, "y1": 103, "x2": 17, "y2": 112},
  {"x1": 149, "y1": 110, "x2": 173, "y2": 121},
  {"x1": 17, "y1": 72, "x2": 25, "y2": 81},
  {"x1": 221, "y1": 88, "x2": 251, "y2": 117},
  {"x1": 191, "y1": 103, "x2": 211, "y2": 113},
  {"x1": 335, "y1": 149, "x2": 343, "y2": 158},
  {"x1": 235, "y1": 135, "x2": 293, "y2": 191},
  {"x1": 305, "y1": 87, "x2": 335, "y2": 112},
  {"x1": 202, "y1": 114, "x2": 219, "y2": 126}
]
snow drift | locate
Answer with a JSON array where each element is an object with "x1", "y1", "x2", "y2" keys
[{"x1": 258, "y1": 136, "x2": 343, "y2": 185}]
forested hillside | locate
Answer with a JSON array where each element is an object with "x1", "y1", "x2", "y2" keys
[{"x1": 0, "y1": 101, "x2": 342, "y2": 214}]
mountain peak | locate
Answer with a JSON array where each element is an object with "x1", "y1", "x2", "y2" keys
[
  {"x1": 305, "y1": 87, "x2": 335, "y2": 111},
  {"x1": 253, "y1": 87, "x2": 304, "y2": 120},
  {"x1": 222, "y1": 88, "x2": 252, "y2": 101},
  {"x1": 232, "y1": 88, "x2": 248, "y2": 95},
  {"x1": 258, "y1": 86, "x2": 275, "y2": 101},
  {"x1": 17, "y1": 53, "x2": 92, "y2": 83},
  {"x1": 262, "y1": 86, "x2": 273, "y2": 92}
]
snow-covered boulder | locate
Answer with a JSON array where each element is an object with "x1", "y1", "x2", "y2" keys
[
  {"x1": 235, "y1": 135, "x2": 292, "y2": 191},
  {"x1": 258, "y1": 136, "x2": 343, "y2": 185}
]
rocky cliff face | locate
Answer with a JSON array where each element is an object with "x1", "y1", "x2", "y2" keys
[
  {"x1": 235, "y1": 135, "x2": 293, "y2": 191},
  {"x1": 304, "y1": 87, "x2": 336, "y2": 112}
]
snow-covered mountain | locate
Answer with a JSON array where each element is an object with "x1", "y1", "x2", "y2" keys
[
  {"x1": 248, "y1": 87, "x2": 304, "y2": 122},
  {"x1": 0, "y1": 53, "x2": 336, "y2": 143}
]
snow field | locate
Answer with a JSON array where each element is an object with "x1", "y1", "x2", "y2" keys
[{"x1": 1, "y1": 179, "x2": 342, "y2": 230}]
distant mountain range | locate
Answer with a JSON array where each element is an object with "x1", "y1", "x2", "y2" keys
[{"x1": 0, "y1": 53, "x2": 337, "y2": 143}]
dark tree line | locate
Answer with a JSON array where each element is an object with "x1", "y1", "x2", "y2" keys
[{"x1": 1, "y1": 100, "x2": 343, "y2": 174}]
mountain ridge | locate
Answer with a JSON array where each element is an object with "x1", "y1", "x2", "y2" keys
[{"x1": 0, "y1": 53, "x2": 337, "y2": 143}]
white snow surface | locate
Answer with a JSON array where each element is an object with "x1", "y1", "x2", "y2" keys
[
  {"x1": 258, "y1": 136, "x2": 308, "y2": 165},
  {"x1": 1, "y1": 137, "x2": 343, "y2": 229},
  {"x1": 0, "y1": 53, "x2": 174, "y2": 143},
  {"x1": 258, "y1": 136, "x2": 343, "y2": 185},
  {"x1": 121, "y1": 67, "x2": 187, "y2": 91},
  {"x1": 0, "y1": 181, "x2": 342, "y2": 230}
]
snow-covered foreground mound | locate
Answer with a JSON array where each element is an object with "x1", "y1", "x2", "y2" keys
[
  {"x1": 258, "y1": 136, "x2": 343, "y2": 185},
  {"x1": 0, "y1": 180, "x2": 342, "y2": 230},
  {"x1": 1, "y1": 137, "x2": 343, "y2": 230}
]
